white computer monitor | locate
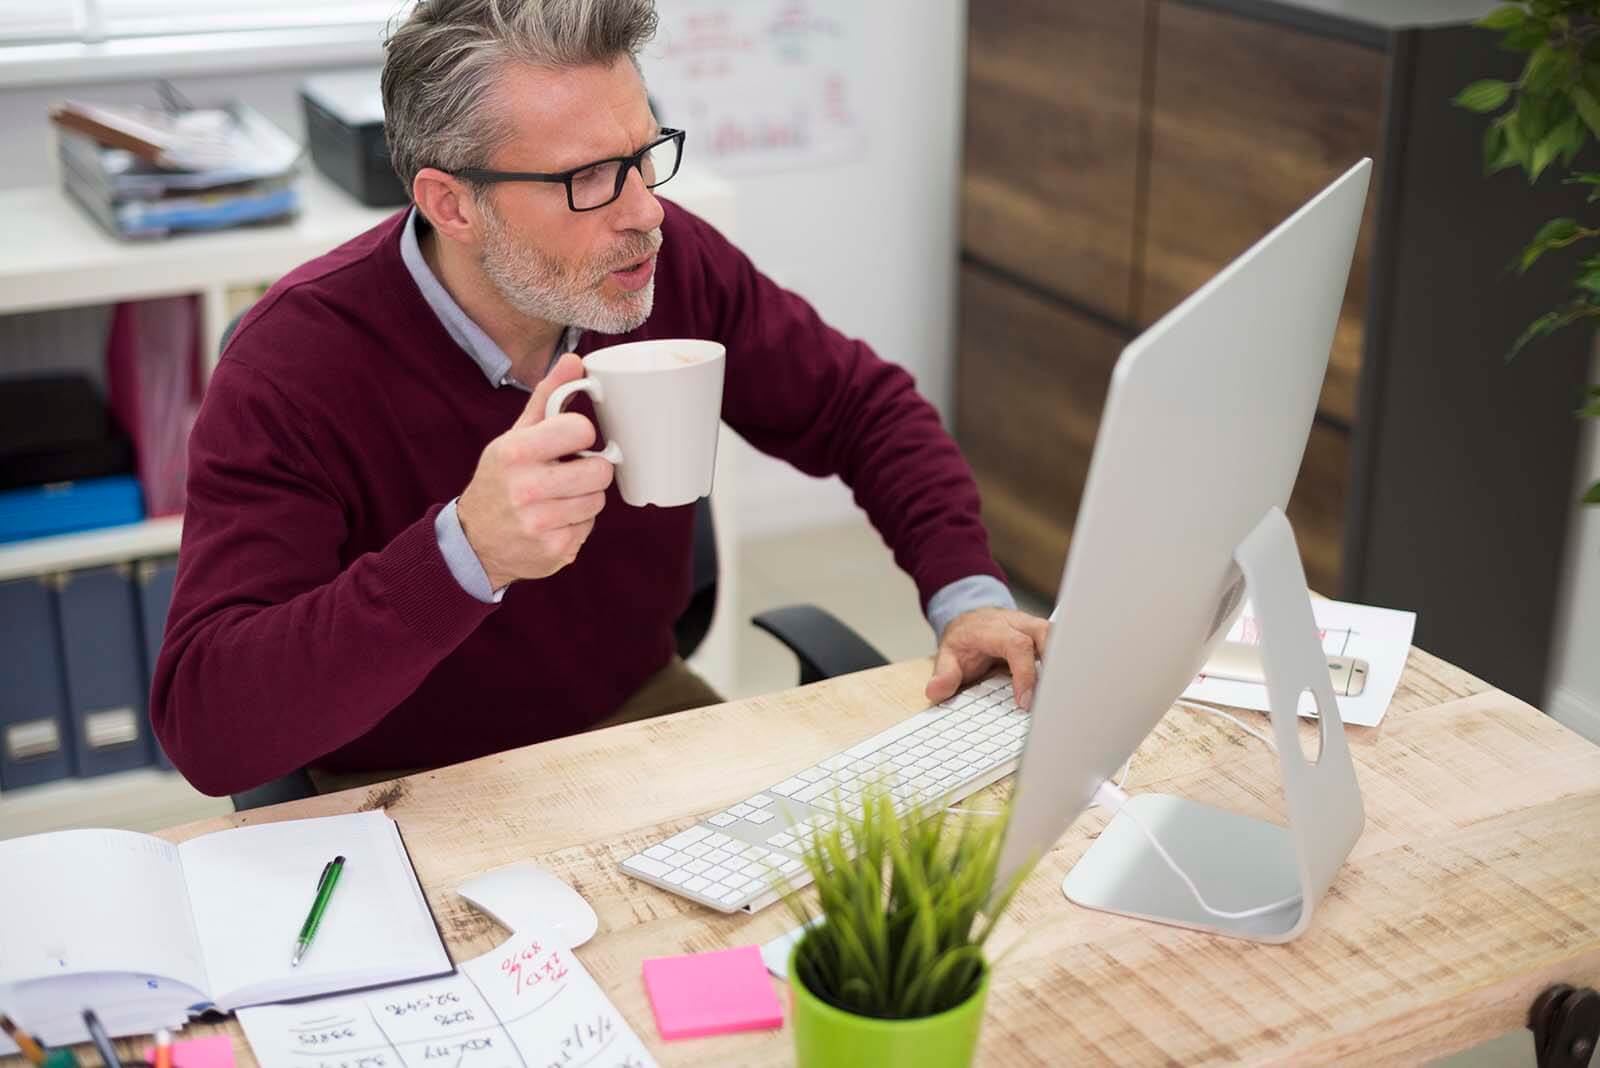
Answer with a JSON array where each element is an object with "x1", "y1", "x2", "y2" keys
[{"x1": 994, "y1": 159, "x2": 1373, "y2": 942}]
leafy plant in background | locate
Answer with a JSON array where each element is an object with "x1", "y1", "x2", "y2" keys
[
  {"x1": 1455, "y1": 0, "x2": 1600, "y2": 502},
  {"x1": 782, "y1": 791, "x2": 1031, "y2": 1020}
]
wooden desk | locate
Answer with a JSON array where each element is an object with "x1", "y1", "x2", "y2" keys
[{"x1": 146, "y1": 651, "x2": 1599, "y2": 1067}]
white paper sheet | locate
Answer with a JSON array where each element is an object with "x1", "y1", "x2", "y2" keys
[
  {"x1": 237, "y1": 924, "x2": 656, "y2": 1068},
  {"x1": 1182, "y1": 598, "x2": 1417, "y2": 728}
]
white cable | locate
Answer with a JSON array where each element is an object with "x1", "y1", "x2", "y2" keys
[
  {"x1": 1093, "y1": 780, "x2": 1301, "y2": 921},
  {"x1": 1174, "y1": 699, "x2": 1277, "y2": 751}
]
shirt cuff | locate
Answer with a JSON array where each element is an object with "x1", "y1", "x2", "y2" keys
[
  {"x1": 926, "y1": 574, "x2": 1016, "y2": 639},
  {"x1": 435, "y1": 497, "x2": 506, "y2": 604}
]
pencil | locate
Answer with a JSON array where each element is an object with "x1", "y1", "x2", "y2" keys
[
  {"x1": 0, "y1": 1015, "x2": 47, "y2": 1065},
  {"x1": 153, "y1": 1029, "x2": 172, "y2": 1068}
]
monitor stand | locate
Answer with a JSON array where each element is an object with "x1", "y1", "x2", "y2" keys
[{"x1": 1061, "y1": 507, "x2": 1366, "y2": 943}]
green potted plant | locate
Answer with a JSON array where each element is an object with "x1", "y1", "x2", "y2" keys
[
  {"x1": 780, "y1": 791, "x2": 1032, "y2": 1068},
  {"x1": 1455, "y1": 0, "x2": 1600, "y2": 503}
]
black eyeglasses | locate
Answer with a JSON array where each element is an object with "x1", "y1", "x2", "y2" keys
[{"x1": 451, "y1": 128, "x2": 685, "y2": 212}]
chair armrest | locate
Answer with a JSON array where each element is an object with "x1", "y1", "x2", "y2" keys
[
  {"x1": 231, "y1": 769, "x2": 317, "y2": 812},
  {"x1": 751, "y1": 604, "x2": 889, "y2": 686}
]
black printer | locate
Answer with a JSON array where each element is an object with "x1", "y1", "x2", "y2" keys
[{"x1": 300, "y1": 71, "x2": 410, "y2": 208}]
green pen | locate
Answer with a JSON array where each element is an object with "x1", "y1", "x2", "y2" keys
[{"x1": 290, "y1": 855, "x2": 346, "y2": 967}]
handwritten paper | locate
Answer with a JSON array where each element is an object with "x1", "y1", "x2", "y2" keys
[
  {"x1": 236, "y1": 925, "x2": 655, "y2": 1068},
  {"x1": 1182, "y1": 598, "x2": 1417, "y2": 728}
]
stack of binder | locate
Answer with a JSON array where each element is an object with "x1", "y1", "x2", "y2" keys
[
  {"x1": 51, "y1": 99, "x2": 302, "y2": 240},
  {"x1": 0, "y1": 559, "x2": 177, "y2": 790}
]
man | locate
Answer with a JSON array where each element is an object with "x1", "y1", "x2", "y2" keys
[{"x1": 151, "y1": 0, "x2": 1048, "y2": 798}]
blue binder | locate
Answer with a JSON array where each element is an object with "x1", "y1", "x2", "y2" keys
[
  {"x1": 56, "y1": 564, "x2": 155, "y2": 777},
  {"x1": 0, "y1": 576, "x2": 75, "y2": 790},
  {"x1": 134, "y1": 557, "x2": 179, "y2": 769}
]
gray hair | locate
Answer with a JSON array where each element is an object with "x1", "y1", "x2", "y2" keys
[{"x1": 381, "y1": 0, "x2": 658, "y2": 194}]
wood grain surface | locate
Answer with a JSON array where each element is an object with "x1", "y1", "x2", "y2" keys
[
  {"x1": 1140, "y1": 0, "x2": 1386, "y2": 427},
  {"x1": 963, "y1": 0, "x2": 1148, "y2": 322},
  {"x1": 62, "y1": 645, "x2": 1595, "y2": 1068},
  {"x1": 956, "y1": 263, "x2": 1127, "y2": 595}
]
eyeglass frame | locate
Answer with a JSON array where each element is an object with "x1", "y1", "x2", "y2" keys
[{"x1": 447, "y1": 128, "x2": 686, "y2": 213}]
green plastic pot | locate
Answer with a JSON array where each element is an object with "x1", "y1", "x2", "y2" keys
[{"x1": 788, "y1": 943, "x2": 990, "y2": 1068}]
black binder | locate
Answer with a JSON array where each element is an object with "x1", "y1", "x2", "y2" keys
[
  {"x1": 0, "y1": 576, "x2": 75, "y2": 789},
  {"x1": 56, "y1": 564, "x2": 155, "y2": 777},
  {"x1": 134, "y1": 556, "x2": 179, "y2": 769}
]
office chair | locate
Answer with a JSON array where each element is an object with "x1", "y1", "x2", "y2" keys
[{"x1": 212, "y1": 312, "x2": 888, "y2": 811}]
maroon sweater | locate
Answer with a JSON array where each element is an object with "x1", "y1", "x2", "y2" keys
[{"x1": 152, "y1": 200, "x2": 1003, "y2": 796}]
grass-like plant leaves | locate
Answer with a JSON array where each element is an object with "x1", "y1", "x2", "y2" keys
[{"x1": 781, "y1": 789, "x2": 1033, "y2": 1020}]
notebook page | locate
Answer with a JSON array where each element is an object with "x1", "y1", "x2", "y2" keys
[
  {"x1": 0, "y1": 829, "x2": 208, "y2": 991},
  {"x1": 178, "y1": 810, "x2": 449, "y2": 1007}
]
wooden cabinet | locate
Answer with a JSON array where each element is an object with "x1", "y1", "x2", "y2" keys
[
  {"x1": 964, "y1": 0, "x2": 1147, "y2": 322},
  {"x1": 958, "y1": 265, "x2": 1126, "y2": 594},
  {"x1": 957, "y1": 0, "x2": 1592, "y2": 703},
  {"x1": 1142, "y1": 1, "x2": 1385, "y2": 426},
  {"x1": 959, "y1": 0, "x2": 1378, "y2": 595}
]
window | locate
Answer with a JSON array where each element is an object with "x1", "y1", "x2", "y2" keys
[{"x1": 0, "y1": 1, "x2": 412, "y2": 46}]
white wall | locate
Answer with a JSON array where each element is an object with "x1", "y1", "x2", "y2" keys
[
  {"x1": 1547, "y1": 347, "x2": 1600, "y2": 744},
  {"x1": 0, "y1": 0, "x2": 969, "y2": 544}
]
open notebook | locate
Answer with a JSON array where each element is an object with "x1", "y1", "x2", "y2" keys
[{"x1": 0, "y1": 810, "x2": 450, "y2": 1049}]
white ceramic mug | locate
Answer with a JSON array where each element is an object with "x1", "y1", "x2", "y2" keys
[{"x1": 544, "y1": 338, "x2": 726, "y2": 507}]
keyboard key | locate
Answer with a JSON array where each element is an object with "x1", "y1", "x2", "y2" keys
[
  {"x1": 719, "y1": 888, "x2": 748, "y2": 905},
  {"x1": 683, "y1": 842, "x2": 712, "y2": 857},
  {"x1": 821, "y1": 755, "x2": 852, "y2": 771},
  {"x1": 623, "y1": 855, "x2": 673, "y2": 879},
  {"x1": 798, "y1": 767, "x2": 828, "y2": 782},
  {"x1": 643, "y1": 845, "x2": 674, "y2": 861},
  {"x1": 742, "y1": 845, "x2": 766, "y2": 860},
  {"x1": 664, "y1": 827, "x2": 712, "y2": 850},
  {"x1": 746, "y1": 809, "x2": 776, "y2": 824},
  {"x1": 683, "y1": 875, "x2": 711, "y2": 894},
  {"x1": 729, "y1": 803, "x2": 755, "y2": 818},
  {"x1": 704, "y1": 831, "x2": 733, "y2": 847},
  {"x1": 683, "y1": 858, "x2": 712, "y2": 875},
  {"x1": 702, "y1": 864, "x2": 736, "y2": 884},
  {"x1": 662, "y1": 868, "x2": 693, "y2": 886},
  {"x1": 769, "y1": 832, "x2": 797, "y2": 848},
  {"x1": 707, "y1": 812, "x2": 738, "y2": 827},
  {"x1": 796, "y1": 783, "x2": 828, "y2": 803},
  {"x1": 772, "y1": 778, "x2": 807, "y2": 796},
  {"x1": 705, "y1": 848, "x2": 733, "y2": 864},
  {"x1": 747, "y1": 794, "x2": 774, "y2": 807},
  {"x1": 779, "y1": 858, "x2": 804, "y2": 874}
]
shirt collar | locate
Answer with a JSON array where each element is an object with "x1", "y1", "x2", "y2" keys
[{"x1": 398, "y1": 207, "x2": 581, "y2": 391}]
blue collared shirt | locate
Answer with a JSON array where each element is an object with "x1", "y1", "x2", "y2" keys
[{"x1": 400, "y1": 208, "x2": 1013, "y2": 636}]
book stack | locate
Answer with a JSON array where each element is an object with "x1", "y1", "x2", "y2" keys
[{"x1": 50, "y1": 99, "x2": 303, "y2": 240}]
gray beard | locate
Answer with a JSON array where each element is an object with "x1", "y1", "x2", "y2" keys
[{"x1": 479, "y1": 203, "x2": 661, "y2": 336}]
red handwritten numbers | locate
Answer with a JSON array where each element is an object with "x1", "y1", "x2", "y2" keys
[{"x1": 499, "y1": 940, "x2": 570, "y2": 997}]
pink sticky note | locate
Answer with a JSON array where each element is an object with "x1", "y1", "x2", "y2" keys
[
  {"x1": 143, "y1": 1034, "x2": 235, "y2": 1068},
  {"x1": 641, "y1": 944, "x2": 785, "y2": 1039}
]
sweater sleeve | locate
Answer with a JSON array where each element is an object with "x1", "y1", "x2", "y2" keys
[
  {"x1": 687, "y1": 211, "x2": 1007, "y2": 608},
  {"x1": 150, "y1": 358, "x2": 497, "y2": 796}
]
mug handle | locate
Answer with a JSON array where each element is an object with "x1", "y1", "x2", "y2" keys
[{"x1": 544, "y1": 378, "x2": 623, "y2": 464}]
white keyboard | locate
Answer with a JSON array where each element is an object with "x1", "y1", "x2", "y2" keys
[{"x1": 618, "y1": 675, "x2": 1029, "y2": 913}]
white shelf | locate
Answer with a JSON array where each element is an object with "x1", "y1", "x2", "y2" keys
[
  {"x1": 0, "y1": 767, "x2": 232, "y2": 839},
  {"x1": 0, "y1": 515, "x2": 182, "y2": 582},
  {"x1": 0, "y1": 171, "x2": 400, "y2": 318}
]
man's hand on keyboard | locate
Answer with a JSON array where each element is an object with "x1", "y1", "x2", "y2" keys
[{"x1": 926, "y1": 607, "x2": 1050, "y2": 709}]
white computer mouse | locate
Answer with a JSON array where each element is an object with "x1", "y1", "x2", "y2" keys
[{"x1": 456, "y1": 863, "x2": 599, "y2": 949}]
